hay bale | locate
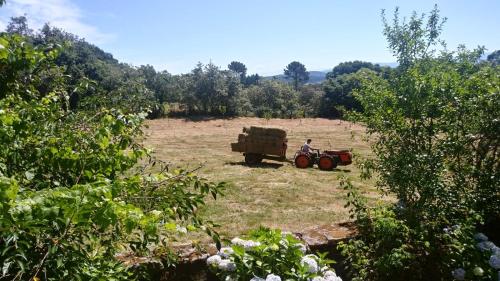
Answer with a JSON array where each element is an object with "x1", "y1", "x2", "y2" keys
[
  {"x1": 264, "y1": 146, "x2": 284, "y2": 156},
  {"x1": 264, "y1": 128, "x2": 287, "y2": 138},
  {"x1": 238, "y1": 134, "x2": 247, "y2": 142},
  {"x1": 246, "y1": 144, "x2": 263, "y2": 154},
  {"x1": 247, "y1": 126, "x2": 286, "y2": 138},
  {"x1": 231, "y1": 142, "x2": 245, "y2": 152},
  {"x1": 246, "y1": 134, "x2": 285, "y2": 144},
  {"x1": 233, "y1": 126, "x2": 287, "y2": 156}
]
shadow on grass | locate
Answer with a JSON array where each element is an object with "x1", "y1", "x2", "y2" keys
[
  {"x1": 335, "y1": 168, "x2": 352, "y2": 173},
  {"x1": 226, "y1": 161, "x2": 284, "y2": 169},
  {"x1": 167, "y1": 115, "x2": 239, "y2": 122},
  {"x1": 296, "y1": 167, "x2": 352, "y2": 173}
]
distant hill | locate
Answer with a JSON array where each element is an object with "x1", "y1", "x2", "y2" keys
[
  {"x1": 264, "y1": 62, "x2": 400, "y2": 85},
  {"x1": 264, "y1": 70, "x2": 328, "y2": 84},
  {"x1": 376, "y1": 62, "x2": 399, "y2": 68}
]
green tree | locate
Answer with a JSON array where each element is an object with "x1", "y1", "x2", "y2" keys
[
  {"x1": 320, "y1": 68, "x2": 379, "y2": 118},
  {"x1": 382, "y1": 5, "x2": 446, "y2": 69},
  {"x1": 487, "y1": 50, "x2": 500, "y2": 66},
  {"x1": 6, "y1": 15, "x2": 33, "y2": 36},
  {"x1": 340, "y1": 6, "x2": 499, "y2": 281},
  {"x1": 298, "y1": 84, "x2": 323, "y2": 117},
  {"x1": 0, "y1": 34, "x2": 224, "y2": 281},
  {"x1": 183, "y1": 62, "x2": 242, "y2": 115},
  {"x1": 9, "y1": 21, "x2": 165, "y2": 116},
  {"x1": 244, "y1": 80, "x2": 300, "y2": 118},
  {"x1": 138, "y1": 64, "x2": 157, "y2": 90},
  {"x1": 228, "y1": 61, "x2": 247, "y2": 82},
  {"x1": 244, "y1": 73, "x2": 261, "y2": 86},
  {"x1": 284, "y1": 61, "x2": 309, "y2": 90},
  {"x1": 326, "y1": 60, "x2": 391, "y2": 79}
]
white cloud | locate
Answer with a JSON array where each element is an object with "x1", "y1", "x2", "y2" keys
[{"x1": 1, "y1": 0, "x2": 114, "y2": 44}]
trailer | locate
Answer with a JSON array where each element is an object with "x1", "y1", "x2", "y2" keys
[{"x1": 230, "y1": 126, "x2": 288, "y2": 164}]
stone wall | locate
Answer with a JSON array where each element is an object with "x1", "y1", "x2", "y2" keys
[{"x1": 128, "y1": 222, "x2": 357, "y2": 281}]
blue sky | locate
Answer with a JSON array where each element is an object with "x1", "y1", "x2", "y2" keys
[{"x1": 1, "y1": 0, "x2": 499, "y2": 75}]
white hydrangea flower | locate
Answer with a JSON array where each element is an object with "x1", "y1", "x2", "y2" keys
[
  {"x1": 473, "y1": 266, "x2": 484, "y2": 276},
  {"x1": 451, "y1": 268, "x2": 466, "y2": 280},
  {"x1": 231, "y1": 237, "x2": 261, "y2": 250},
  {"x1": 218, "y1": 247, "x2": 234, "y2": 258},
  {"x1": 218, "y1": 259, "x2": 236, "y2": 271},
  {"x1": 176, "y1": 225, "x2": 187, "y2": 234},
  {"x1": 10, "y1": 203, "x2": 32, "y2": 216},
  {"x1": 250, "y1": 277, "x2": 265, "y2": 281},
  {"x1": 206, "y1": 255, "x2": 222, "y2": 266},
  {"x1": 324, "y1": 276, "x2": 343, "y2": 281},
  {"x1": 231, "y1": 237, "x2": 245, "y2": 245},
  {"x1": 477, "y1": 241, "x2": 497, "y2": 252},
  {"x1": 312, "y1": 277, "x2": 325, "y2": 281},
  {"x1": 246, "y1": 240, "x2": 262, "y2": 249},
  {"x1": 296, "y1": 243, "x2": 307, "y2": 254},
  {"x1": 474, "y1": 232, "x2": 489, "y2": 242},
  {"x1": 490, "y1": 254, "x2": 500, "y2": 269},
  {"x1": 323, "y1": 270, "x2": 338, "y2": 278},
  {"x1": 323, "y1": 270, "x2": 342, "y2": 281},
  {"x1": 492, "y1": 246, "x2": 500, "y2": 255},
  {"x1": 149, "y1": 210, "x2": 162, "y2": 217},
  {"x1": 300, "y1": 255, "x2": 318, "y2": 273},
  {"x1": 265, "y1": 274, "x2": 281, "y2": 281},
  {"x1": 279, "y1": 239, "x2": 289, "y2": 247}
]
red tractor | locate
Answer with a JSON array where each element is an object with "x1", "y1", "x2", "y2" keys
[{"x1": 294, "y1": 149, "x2": 352, "y2": 170}]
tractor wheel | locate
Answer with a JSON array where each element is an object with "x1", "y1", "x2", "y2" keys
[
  {"x1": 295, "y1": 154, "x2": 310, "y2": 169},
  {"x1": 245, "y1": 153, "x2": 263, "y2": 165},
  {"x1": 318, "y1": 156, "x2": 336, "y2": 171}
]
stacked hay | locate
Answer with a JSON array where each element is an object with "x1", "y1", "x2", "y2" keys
[{"x1": 231, "y1": 126, "x2": 287, "y2": 156}]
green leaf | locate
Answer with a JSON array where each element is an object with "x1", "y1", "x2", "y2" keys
[{"x1": 2, "y1": 261, "x2": 12, "y2": 276}]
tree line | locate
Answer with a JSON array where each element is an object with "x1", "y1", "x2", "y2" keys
[
  {"x1": 7, "y1": 15, "x2": 498, "y2": 121},
  {"x1": 0, "y1": 16, "x2": 391, "y2": 119}
]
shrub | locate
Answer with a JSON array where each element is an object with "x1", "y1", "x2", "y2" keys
[
  {"x1": 0, "y1": 34, "x2": 224, "y2": 280},
  {"x1": 207, "y1": 227, "x2": 342, "y2": 281},
  {"x1": 339, "y1": 6, "x2": 500, "y2": 281}
]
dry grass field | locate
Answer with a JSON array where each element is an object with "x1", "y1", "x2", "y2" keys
[{"x1": 143, "y1": 117, "x2": 382, "y2": 239}]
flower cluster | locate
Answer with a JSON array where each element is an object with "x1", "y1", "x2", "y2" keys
[
  {"x1": 451, "y1": 232, "x2": 500, "y2": 280},
  {"x1": 300, "y1": 255, "x2": 342, "y2": 281},
  {"x1": 207, "y1": 255, "x2": 237, "y2": 272},
  {"x1": 231, "y1": 237, "x2": 262, "y2": 250},
  {"x1": 475, "y1": 233, "x2": 500, "y2": 272},
  {"x1": 206, "y1": 228, "x2": 342, "y2": 281}
]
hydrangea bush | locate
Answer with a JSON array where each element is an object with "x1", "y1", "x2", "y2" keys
[
  {"x1": 448, "y1": 231, "x2": 500, "y2": 280},
  {"x1": 207, "y1": 228, "x2": 342, "y2": 281}
]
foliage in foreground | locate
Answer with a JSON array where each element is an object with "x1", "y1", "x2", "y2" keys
[
  {"x1": 206, "y1": 228, "x2": 341, "y2": 281},
  {"x1": 339, "y1": 6, "x2": 500, "y2": 281},
  {"x1": 0, "y1": 34, "x2": 224, "y2": 280}
]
